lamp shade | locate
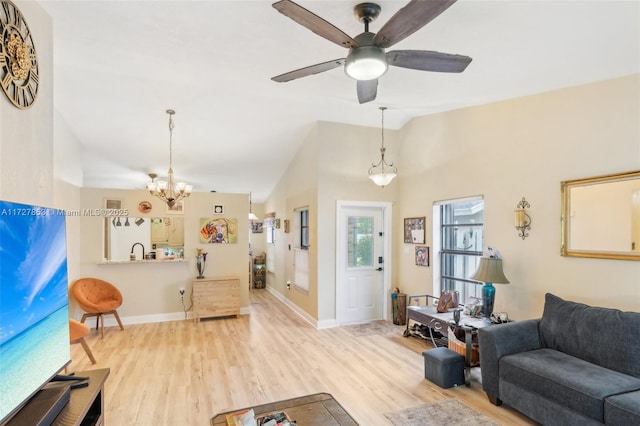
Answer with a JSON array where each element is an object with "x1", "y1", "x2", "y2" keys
[
  {"x1": 369, "y1": 171, "x2": 396, "y2": 187},
  {"x1": 470, "y1": 257, "x2": 510, "y2": 284}
]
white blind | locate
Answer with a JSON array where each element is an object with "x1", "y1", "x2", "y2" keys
[{"x1": 294, "y1": 248, "x2": 309, "y2": 291}]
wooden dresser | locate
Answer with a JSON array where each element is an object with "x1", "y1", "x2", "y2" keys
[{"x1": 192, "y1": 276, "x2": 240, "y2": 322}]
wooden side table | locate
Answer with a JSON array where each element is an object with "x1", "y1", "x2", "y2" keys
[{"x1": 192, "y1": 276, "x2": 240, "y2": 322}]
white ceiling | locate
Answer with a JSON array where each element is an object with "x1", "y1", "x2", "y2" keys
[{"x1": 38, "y1": 0, "x2": 640, "y2": 202}]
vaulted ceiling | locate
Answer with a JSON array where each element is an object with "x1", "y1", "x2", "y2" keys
[{"x1": 39, "y1": 0, "x2": 640, "y2": 201}]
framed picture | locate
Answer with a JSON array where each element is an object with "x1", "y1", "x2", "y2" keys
[
  {"x1": 252, "y1": 222, "x2": 263, "y2": 233},
  {"x1": 404, "y1": 217, "x2": 425, "y2": 243},
  {"x1": 415, "y1": 246, "x2": 429, "y2": 267},
  {"x1": 166, "y1": 201, "x2": 184, "y2": 215},
  {"x1": 199, "y1": 217, "x2": 238, "y2": 243},
  {"x1": 213, "y1": 204, "x2": 224, "y2": 215}
]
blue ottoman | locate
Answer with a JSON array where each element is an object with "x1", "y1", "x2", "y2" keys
[{"x1": 422, "y1": 347, "x2": 465, "y2": 388}]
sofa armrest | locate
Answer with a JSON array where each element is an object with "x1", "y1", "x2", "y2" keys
[{"x1": 478, "y1": 319, "x2": 542, "y2": 401}]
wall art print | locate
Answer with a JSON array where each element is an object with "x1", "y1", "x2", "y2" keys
[
  {"x1": 199, "y1": 217, "x2": 238, "y2": 243},
  {"x1": 415, "y1": 246, "x2": 429, "y2": 267},
  {"x1": 404, "y1": 217, "x2": 425, "y2": 243}
]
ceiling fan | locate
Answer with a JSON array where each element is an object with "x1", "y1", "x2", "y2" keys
[{"x1": 271, "y1": 0, "x2": 472, "y2": 104}]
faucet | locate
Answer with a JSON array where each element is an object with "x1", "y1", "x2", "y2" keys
[{"x1": 131, "y1": 242, "x2": 145, "y2": 260}]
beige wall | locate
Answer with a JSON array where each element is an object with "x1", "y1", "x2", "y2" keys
[
  {"x1": 0, "y1": 1, "x2": 53, "y2": 207},
  {"x1": 265, "y1": 74, "x2": 640, "y2": 324},
  {"x1": 397, "y1": 74, "x2": 640, "y2": 319},
  {"x1": 75, "y1": 189, "x2": 251, "y2": 322}
]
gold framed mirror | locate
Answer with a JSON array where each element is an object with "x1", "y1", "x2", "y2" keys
[{"x1": 561, "y1": 170, "x2": 640, "y2": 260}]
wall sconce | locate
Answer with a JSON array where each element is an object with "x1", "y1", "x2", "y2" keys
[{"x1": 514, "y1": 197, "x2": 531, "y2": 239}]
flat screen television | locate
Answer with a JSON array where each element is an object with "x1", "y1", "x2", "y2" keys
[{"x1": 0, "y1": 200, "x2": 71, "y2": 424}]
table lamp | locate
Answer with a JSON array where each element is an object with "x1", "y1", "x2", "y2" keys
[{"x1": 470, "y1": 257, "x2": 509, "y2": 317}]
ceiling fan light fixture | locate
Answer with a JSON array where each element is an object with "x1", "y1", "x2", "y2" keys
[{"x1": 345, "y1": 46, "x2": 388, "y2": 80}]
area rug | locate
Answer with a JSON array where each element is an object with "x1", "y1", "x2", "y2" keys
[
  {"x1": 383, "y1": 398, "x2": 499, "y2": 426},
  {"x1": 342, "y1": 320, "x2": 405, "y2": 337}
]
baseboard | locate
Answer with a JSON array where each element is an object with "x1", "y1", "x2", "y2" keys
[
  {"x1": 265, "y1": 285, "x2": 337, "y2": 329},
  {"x1": 78, "y1": 307, "x2": 250, "y2": 328}
]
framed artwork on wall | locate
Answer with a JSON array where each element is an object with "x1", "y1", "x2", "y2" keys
[
  {"x1": 404, "y1": 217, "x2": 425, "y2": 243},
  {"x1": 199, "y1": 217, "x2": 238, "y2": 243},
  {"x1": 415, "y1": 246, "x2": 429, "y2": 266}
]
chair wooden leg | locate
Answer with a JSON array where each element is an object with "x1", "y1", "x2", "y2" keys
[
  {"x1": 78, "y1": 337, "x2": 96, "y2": 364},
  {"x1": 99, "y1": 314, "x2": 104, "y2": 338},
  {"x1": 113, "y1": 310, "x2": 124, "y2": 331},
  {"x1": 80, "y1": 313, "x2": 89, "y2": 325}
]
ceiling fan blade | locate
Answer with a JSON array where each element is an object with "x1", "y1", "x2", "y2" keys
[
  {"x1": 374, "y1": 0, "x2": 458, "y2": 48},
  {"x1": 272, "y1": 0, "x2": 358, "y2": 49},
  {"x1": 272, "y1": 59, "x2": 346, "y2": 83},
  {"x1": 387, "y1": 50, "x2": 472, "y2": 73},
  {"x1": 357, "y1": 79, "x2": 378, "y2": 104}
]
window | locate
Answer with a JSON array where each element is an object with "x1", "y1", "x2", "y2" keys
[
  {"x1": 347, "y1": 216, "x2": 374, "y2": 267},
  {"x1": 300, "y1": 208, "x2": 309, "y2": 248},
  {"x1": 265, "y1": 216, "x2": 275, "y2": 244},
  {"x1": 293, "y1": 207, "x2": 310, "y2": 291},
  {"x1": 434, "y1": 197, "x2": 484, "y2": 303}
]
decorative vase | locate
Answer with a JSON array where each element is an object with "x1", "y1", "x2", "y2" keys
[
  {"x1": 196, "y1": 253, "x2": 207, "y2": 279},
  {"x1": 482, "y1": 282, "x2": 495, "y2": 317}
]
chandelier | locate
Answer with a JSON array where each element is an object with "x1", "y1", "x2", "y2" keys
[
  {"x1": 368, "y1": 106, "x2": 397, "y2": 187},
  {"x1": 147, "y1": 109, "x2": 193, "y2": 207}
]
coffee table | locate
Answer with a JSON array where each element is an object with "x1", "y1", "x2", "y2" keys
[{"x1": 211, "y1": 392, "x2": 358, "y2": 425}]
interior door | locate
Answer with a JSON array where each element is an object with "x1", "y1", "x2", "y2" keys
[{"x1": 337, "y1": 205, "x2": 385, "y2": 324}]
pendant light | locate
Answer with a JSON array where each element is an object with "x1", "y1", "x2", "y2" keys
[
  {"x1": 147, "y1": 109, "x2": 193, "y2": 207},
  {"x1": 368, "y1": 106, "x2": 397, "y2": 187}
]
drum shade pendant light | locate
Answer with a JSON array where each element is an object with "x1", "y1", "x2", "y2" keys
[
  {"x1": 368, "y1": 106, "x2": 397, "y2": 187},
  {"x1": 147, "y1": 109, "x2": 193, "y2": 207}
]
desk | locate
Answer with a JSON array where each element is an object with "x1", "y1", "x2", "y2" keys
[
  {"x1": 211, "y1": 393, "x2": 358, "y2": 426},
  {"x1": 404, "y1": 298, "x2": 490, "y2": 387}
]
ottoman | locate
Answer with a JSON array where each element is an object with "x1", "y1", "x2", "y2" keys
[{"x1": 422, "y1": 347, "x2": 465, "y2": 388}]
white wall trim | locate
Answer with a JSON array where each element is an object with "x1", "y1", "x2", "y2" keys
[
  {"x1": 77, "y1": 306, "x2": 251, "y2": 328},
  {"x1": 265, "y1": 285, "x2": 337, "y2": 328}
]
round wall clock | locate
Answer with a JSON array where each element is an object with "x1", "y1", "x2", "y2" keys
[{"x1": 0, "y1": 0, "x2": 39, "y2": 109}]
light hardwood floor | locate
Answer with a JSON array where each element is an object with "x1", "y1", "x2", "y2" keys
[{"x1": 67, "y1": 289, "x2": 537, "y2": 425}]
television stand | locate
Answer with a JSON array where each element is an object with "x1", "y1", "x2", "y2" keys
[{"x1": 6, "y1": 368, "x2": 110, "y2": 426}]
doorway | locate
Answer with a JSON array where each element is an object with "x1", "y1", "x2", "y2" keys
[{"x1": 336, "y1": 201, "x2": 392, "y2": 325}]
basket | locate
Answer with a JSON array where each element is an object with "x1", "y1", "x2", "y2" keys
[{"x1": 447, "y1": 328, "x2": 480, "y2": 365}]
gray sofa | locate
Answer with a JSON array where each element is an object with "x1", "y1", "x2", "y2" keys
[{"x1": 478, "y1": 293, "x2": 640, "y2": 425}]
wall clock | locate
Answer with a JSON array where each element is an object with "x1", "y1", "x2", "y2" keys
[{"x1": 0, "y1": 0, "x2": 39, "y2": 109}]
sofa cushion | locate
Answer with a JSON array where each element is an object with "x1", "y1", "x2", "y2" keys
[
  {"x1": 605, "y1": 390, "x2": 640, "y2": 424},
  {"x1": 539, "y1": 293, "x2": 640, "y2": 378},
  {"x1": 500, "y1": 348, "x2": 640, "y2": 422}
]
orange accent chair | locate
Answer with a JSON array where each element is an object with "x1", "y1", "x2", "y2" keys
[
  {"x1": 71, "y1": 278, "x2": 124, "y2": 338},
  {"x1": 69, "y1": 318, "x2": 96, "y2": 364}
]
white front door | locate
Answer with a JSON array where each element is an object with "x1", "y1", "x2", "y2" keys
[{"x1": 336, "y1": 203, "x2": 388, "y2": 325}]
